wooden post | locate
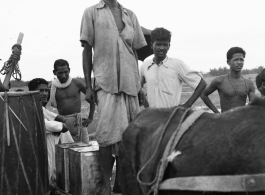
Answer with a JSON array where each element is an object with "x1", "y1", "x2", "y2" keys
[{"x1": 3, "y1": 32, "x2": 24, "y2": 88}]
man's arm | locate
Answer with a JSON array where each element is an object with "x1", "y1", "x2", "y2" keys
[
  {"x1": 82, "y1": 42, "x2": 96, "y2": 104},
  {"x1": 45, "y1": 119, "x2": 68, "y2": 133},
  {"x1": 201, "y1": 78, "x2": 221, "y2": 113},
  {"x1": 181, "y1": 78, "x2": 206, "y2": 108},
  {"x1": 247, "y1": 79, "x2": 256, "y2": 102}
]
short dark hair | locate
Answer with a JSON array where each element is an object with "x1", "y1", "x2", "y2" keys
[
  {"x1": 151, "y1": 28, "x2": 171, "y2": 43},
  {"x1": 256, "y1": 69, "x2": 265, "y2": 89},
  {"x1": 54, "y1": 59, "x2": 69, "y2": 71},
  {"x1": 227, "y1": 47, "x2": 246, "y2": 60},
  {"x1": 28, "y1": 78, "x2": 48, "y2": 91}
]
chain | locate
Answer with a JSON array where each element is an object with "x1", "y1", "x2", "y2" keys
[{"x1": 227, "y1": 74, "x2": 247, "y2": 99}]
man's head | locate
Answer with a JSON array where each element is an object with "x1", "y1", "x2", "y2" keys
[
  {"x1": 256, "y1": 69, "x2": 265, "y2": 96},
  {"x1": 53, "y1": 59, "x2": 70, "y2": 84},
  {"x1": 226, "y1": 47, "x2": 246, "y2": 72},
  {"x1": 150, "y1": 28, "x2": 171, "y2": 61},
  {"x1": 28, "y1": 78, "x2": 49, "y2": 106}
]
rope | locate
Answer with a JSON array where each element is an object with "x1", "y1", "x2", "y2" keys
[
  {"x1": 151, "y1": 110, "x2": 205, "y2": 195},
  {"x1": 136, "y1": 107, "x2": 188, "y2": 188},
  {"x1": 0, "y1": 44, "x2": 22, "y2": 80}
]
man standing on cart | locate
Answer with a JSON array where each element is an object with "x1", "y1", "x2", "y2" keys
[{"x1": 80, "y1": 0, "x2": 147, "y2": 194}]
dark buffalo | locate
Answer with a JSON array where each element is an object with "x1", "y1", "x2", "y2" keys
[{"x1": 119, "y1": 97, "x2": 265, "y2": 195}]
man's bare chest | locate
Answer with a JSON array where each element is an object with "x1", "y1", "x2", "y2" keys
[
  {"x1": 55, "y1": 85, "x2": 80, "y2": 100},
  {"x1": 219, "y1": 78, "x2": 248, "y2": 99}
]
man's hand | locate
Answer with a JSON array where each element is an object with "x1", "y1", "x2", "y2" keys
[
  {"x1": 52, "y1": 132, "x2": 61, "y2": 137},
  {"x1": 138, "y1": 88, "x2": 149, "y2": 108},
  {"x1": 61, "y1": 123, "x2": 69, "y2": 133},
  {"x1": 82, "y1": 118, "x2": 92, "y2": 127},
  {"x1": 85, "y1": 88, "x2": 97, "y2": 105},
  {"x1": 55, "y1": 115, "x2": 66, "y2": 123}
]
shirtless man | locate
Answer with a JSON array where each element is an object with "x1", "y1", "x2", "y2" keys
[
  {"x1": 201, "y1": 47, "x2": 255, "y2": 113},
  {"x1": 50, "y1": 59, "x2": 95, "y2": 143},
  {"x1": 256, "y1": 69, "x2": 265, "y2": 98}
]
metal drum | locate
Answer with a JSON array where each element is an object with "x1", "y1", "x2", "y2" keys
[
  {"x1": 0, "y1": 91, "x2": 49, "y2": 195},
  {"x1": 69, "y1": 143, "x2": 102, "y2": 195}
]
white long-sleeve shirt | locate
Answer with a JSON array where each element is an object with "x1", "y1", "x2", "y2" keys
[{"x1": 42, "y1": 107, "x2": 74, "y2": 183}]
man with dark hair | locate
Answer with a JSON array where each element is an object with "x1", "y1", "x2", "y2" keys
[
  {"x1": 28, "y1": 78, "x2": 74, "y2": 190},
  {"x1": 256, "y1": 69, "x2": 265, "y2": 97},
  {"x1": 201, "y1": 47, "x2": 255, "y2": 113},
  {"x1": 49, "y1": 59, "x2": 94, "y2": 143},
  {"x1": 140, "y1": 27, "x2": 206, "y2": 108},
  {"x1": 80, "y1": 0, "x2": 147, "y2": 194}
]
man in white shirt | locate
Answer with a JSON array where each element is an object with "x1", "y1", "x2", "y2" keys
[
  {"x1": 28, "y1": 78, "x2": 74, "y2": 188},
  {"x1": 140, "y1": 27, "x2": 206, "y2": 108}
]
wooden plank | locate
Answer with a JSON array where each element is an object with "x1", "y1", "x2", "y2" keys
[{"x1": 159, "y1": 174, "x2": 265, "y2": 192}]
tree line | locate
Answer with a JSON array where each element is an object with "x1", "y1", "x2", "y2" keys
[
  {"x1": 8, "y1": 66, "x2": 265, "y2": 88},
  {"x1": 207, "y1": 66, "x2": 264, "y2": 76}
]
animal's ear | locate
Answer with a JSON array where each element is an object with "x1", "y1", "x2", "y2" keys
[{"x1": 248, "y1": 95, "x2": 265, "y2": 108}]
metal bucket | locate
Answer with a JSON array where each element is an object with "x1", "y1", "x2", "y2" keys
[
  {"x1": 69, "y1": 144, "x2": 102, "y2": 195},
  {"x1": 55, "y1": 142, "x2": 90, "y2": 192}
]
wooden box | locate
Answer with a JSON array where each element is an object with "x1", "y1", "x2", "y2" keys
[
  {"x1": 55, "y1": 142, "x2": 90, "y2": 192},
  {"x1": 69, "y1": 145, "x2": 102, "y2": 195}
]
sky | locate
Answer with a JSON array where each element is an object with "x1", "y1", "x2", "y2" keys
[{"x1": 1, "y1": 0, "x2": 265, "y2": 82}]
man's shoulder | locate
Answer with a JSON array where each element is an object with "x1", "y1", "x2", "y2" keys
[
  {"x1": 122, "y1": 6, "x2": 136, "y2": 17},
  {"x1": 83, "y1": 3, "x2": 99, "y2": 14},
  {"x1": 140, "y1": 59, "x2": 153, "y2": 71},
  {"x1": 166, "y1": 57, "x2": 186, "y2": 69},
  {"x1": 72, "y1": 78, "x2": 85, "y2": 88},
  {"x1": 244, "y1": 77, "x2": 255, "y2": 87},
  {"x1": 211, "y1": 75, "x2": 226, "y2": 84}
]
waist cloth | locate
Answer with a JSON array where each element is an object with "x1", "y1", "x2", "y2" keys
[
  {"x1": 95, "y1": 89, "x2": 140, "y2": 147},
  {"x1": 64, "y1": 113, "x2": 90, "y2": 144}
]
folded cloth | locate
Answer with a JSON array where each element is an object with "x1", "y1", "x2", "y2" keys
[{"x1": 50, "y1": 76, "x2": 72, "y2": 108}]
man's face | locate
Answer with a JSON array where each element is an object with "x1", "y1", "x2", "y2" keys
[
  {"x1": 54, "y1": 65, "x2": 70, "y2": 84},
  {"x1": 36, "y1": 84, "x2": 49, "y2": 106},
  {"x1": 227, "y1": 53, "x2": 244, "y2": 72},
  {"x1": 151, "y1": 40, "x2": 170, "y2": 60}
]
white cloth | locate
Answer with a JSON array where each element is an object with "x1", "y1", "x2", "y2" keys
[
  {"x1": 43, "y1": 107, "x2": 74, "y2": 183},
  {"x1": 50, "y1": 76, "x2": 72, "y2": 108},
  {"x1": 140, "y1": 57, "x2": 202, "y2": 108}
]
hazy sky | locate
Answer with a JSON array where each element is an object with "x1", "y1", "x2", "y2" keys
[{"x1": 1, "y1": 0, "x2": 265, "y2": 81}]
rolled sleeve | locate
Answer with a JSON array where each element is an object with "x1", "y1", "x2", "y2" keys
[
  {"x1": 178, "y1": 61, "x2": 202, "y2": 90},
  {"x1": 43, "y1": 107, "x2": 57, "y2": 121},
  {"x1": 45, "y1": 119, "x2": 62, "y2": 133},
  {"x1": 80, "y1": 7, "x2": 94, "y2": 47},
  {"x1": 139, "y1": 62, "x2": 145, "y2": 86},
  {"x1": 132, "y1": 14, "x2": 147, "y2": 50}
]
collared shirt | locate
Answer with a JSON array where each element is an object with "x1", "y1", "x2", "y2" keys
[
  {"x1": 140, "y1": 57, "x2": 202, "y2": 108},
  {"x1": 80, "y1": 0, "x2": 147, "y2": 96}
]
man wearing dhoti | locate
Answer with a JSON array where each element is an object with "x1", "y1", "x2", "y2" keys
[
  {"x1": 49, "y1": 59, "x2": 95, "y2": 144},
  {"x1": 80, "y1": 0, "x2": 147, "y2": 194}
]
